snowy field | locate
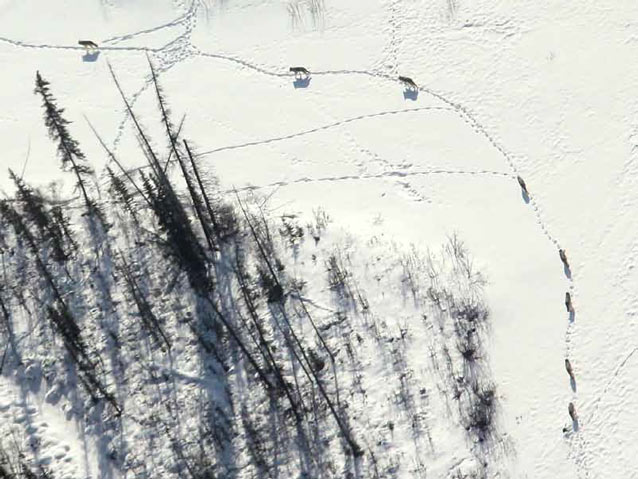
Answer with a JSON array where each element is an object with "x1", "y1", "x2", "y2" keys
[{"x1": 1, "y1": 0, "x2": 638, "y2": 478}]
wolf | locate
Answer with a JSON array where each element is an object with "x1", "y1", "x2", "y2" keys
[
  {"x1": 568, "y1": 402, "x2": 577, "y2": 422},
  {"x1": 565, "y1": 292, "x2": 573, "y2": 313},
  {"x1": 290, "y1": 66, "x2": 310, "y2": 77},
  {"x1": 517, "y1": 175, "x2": 528, "y2": 195},
  {"x1": 78, "y1": 40, "x2": 99, "y2": 49},
  {"x1": 398, "y1": 75, "x2": 417, "y2": 90}
]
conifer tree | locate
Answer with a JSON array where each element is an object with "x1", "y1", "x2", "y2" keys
[
  {"x1": 106, "y1": 166, "x2": 137, "y2": 221},
  {"x1": 34, "y1": 71, "x2": 94, "y2": 211},
  {"x1": 9, "y1": 169, "x2": 69, "y2": 262}
]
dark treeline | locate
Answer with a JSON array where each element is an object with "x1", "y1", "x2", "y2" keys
[{"x1": 0, "y1": 63, "x2": 362, "y2": 479}]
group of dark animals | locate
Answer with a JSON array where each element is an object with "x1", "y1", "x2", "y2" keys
[
  {"x1": 288, "y1": 75, "x2": 578, "y2": 430},
  {"x1": 517, "y1": 177, "x2": 580, "y2": 432},
  {"x1": 291, "y1": 66, "x2": 418, "y2": 90},
  {"x1": 77, "y1": 50, "x2": 418, "y2": 90}
]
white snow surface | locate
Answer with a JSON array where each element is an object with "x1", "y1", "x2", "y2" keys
[{"x1": 1, "y1": 0, "x2": 637, "y2": 478}]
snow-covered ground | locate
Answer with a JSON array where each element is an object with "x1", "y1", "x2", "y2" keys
[{"x1": 1, "y1": 0, "x2": 638, "y2": 477}]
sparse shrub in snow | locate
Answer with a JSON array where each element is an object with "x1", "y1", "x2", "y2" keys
[
  {"x1": 279, "y1": 215, "x2": 305, "y2": 247},
  {"x1": 287, "y1": 0, "x2": 326, "y2": 31},
  {"x1": 465, "y1": 382, "x2": 497, "y2": 443},
  {"x1": 257, "y1": 265, "x2": 284, "y2": 302},
  {"x1": 212, "y1": 202, "x2": 240, "y2": 240},
  {"x1": 0, "y1": 433, "x2": 54, "y2": 478},
  {"x1": 306, "y1": 207, "x2": 331, "y2": 245},
  {"x1": 326, "y1": 249, "x2": 359, "y2": 311}
]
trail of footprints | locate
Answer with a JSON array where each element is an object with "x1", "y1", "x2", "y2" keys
[
  {"x1": 380, "y1": 0, "x2": 403, "y2": 75},
  {"x1": 109, "y1": 0, "x2": 201, "y2": 151},
  {"x1": 223, "y1": 168, "x2": 513, "y2": 195},
  {"x1": 517, "y1": 172, "x2": 594, "y2": 477}
]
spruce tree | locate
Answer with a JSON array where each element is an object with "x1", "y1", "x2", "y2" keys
[
  {"x1": 106, "y1": 166, "x2": 138, "y2": 222},
  {"x1": 9, "y1": 169, "x2": 69, "y2": 262},
  {"x1": 34, "y1": 71, "x2": 94, "y2": 211}
]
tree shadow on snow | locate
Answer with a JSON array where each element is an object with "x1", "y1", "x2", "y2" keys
[
  {"x1": 266, "y1": 301, "x2": 344, "y2": 477},
  {"x1": 192, "y1": 293, "x2": 240, "y2": 478}
]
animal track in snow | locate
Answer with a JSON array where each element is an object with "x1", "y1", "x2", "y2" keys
[
  {"x1": 101, "y1": 0, "x2": 199, "y2": 45},
  {"x1": 222, "y1": 168, "x2": 513, "y2": 194},
  {"x1": 195, "y1": 106, "x2": 450, "y2": 158}
]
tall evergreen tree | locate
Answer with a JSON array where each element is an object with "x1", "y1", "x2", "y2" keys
[
  {"x1": 9, "y1": 169, "x2": 69, "y2": 262},
  {"x1": 34, "y1": 71, "x2": 94, "y2": 211}
]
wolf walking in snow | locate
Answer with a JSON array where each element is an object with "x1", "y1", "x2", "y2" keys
[
  {"x1": 565, "y1": 292, "x2": 573, "y2": 313},
  {"x1": 565, "y1": 358, "x2": 574, "y2": 379},
  {"x1": 79, "y1": 40, "x2": 99, "y2": 50},
  {"x1": 568, "y1": 402, "x2": 577, "y2": 422},
  {"x1": 399, "y1": 75, "x2": 417, "y2": 90},
  {"x1": 517, "y1": 176, "x2": 528, "y2": 195},
  {"x1": 290, "y1": 66, "x2": 310, "y2": 77},
  {"x1": 559, "y1": 249, "x2": 569, "y2": 269}
]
